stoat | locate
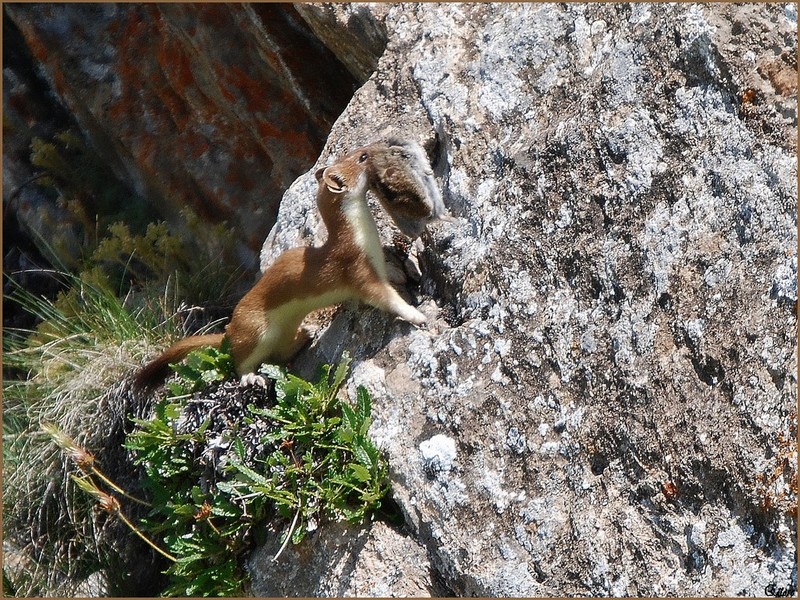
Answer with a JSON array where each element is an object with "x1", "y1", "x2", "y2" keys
[{"x1": 134, "y1": 144, "x2": 429, "y2": 390}]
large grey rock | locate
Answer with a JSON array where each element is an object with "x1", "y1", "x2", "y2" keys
[
  {"x1": 295, "y1": 4, "x2": 390, "y2": 83},
  {"x1": 251, "y1": 3, "x2": 797, "y2": 597},
  {"x1": 248, "y1": 521, "x2": 440, "y2": 597},
  {"x1": 7, "y1": 2, "x2": 794, "y2": 596}
]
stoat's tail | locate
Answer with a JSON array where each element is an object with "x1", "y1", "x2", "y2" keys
[{"x1": 133, "y1": 333, "x2": 225, "y2": 391}]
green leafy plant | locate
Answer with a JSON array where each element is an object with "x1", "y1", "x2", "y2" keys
[
  {"x1": 123, "y1": 350, "x2": 390, "y2": 597},
  {"x1": 85, "y1": 217, "x2": 245, "y2": 307},
  {"x1": 125, "y1": 400, "x2": 253, "y2": 596},
  {"x1": 246, "y1": 360, "x2": 390, "y2": 539},
  {"x1": 29, "y1": 128, "x2": 154, "y2": 252},
  {"x1": 165, "y1": 340, "x2": 237, "y2": 396}
]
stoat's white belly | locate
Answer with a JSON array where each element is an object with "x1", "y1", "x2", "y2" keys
[{"x1": 238, "y1": 288, "x2": 353, "y2": 374}]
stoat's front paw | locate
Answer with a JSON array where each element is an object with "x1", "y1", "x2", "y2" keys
[
  {"x1": 240, "y1": 372, "x2": 268, "y2": 388},
  {"x1": 407, "y1": 308, "x2": 428, "y2": 327}
]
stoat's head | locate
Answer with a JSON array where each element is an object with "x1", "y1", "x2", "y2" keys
[
  {"x1": 314, "y1": 149, "x2": 370, "y2": 198},
  {"x1": 316, "y1": 139, "x2": 451, "y2": 237},
  {"x1": 361, "y1": 138, "x2": 449, "y2": 238}
]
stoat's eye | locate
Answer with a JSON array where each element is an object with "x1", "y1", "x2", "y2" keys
[{"x1": 358, "y1": 152, "x2": 368, "y2": 163}]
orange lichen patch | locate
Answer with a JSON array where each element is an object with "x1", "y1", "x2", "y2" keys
[
  {"x1": 196, "y1": 3, "x2": 232, "y2": 30},
  {"x1": 21, "y1": 30, "x2": 49, "y2": 63},
  {"x1": 121, "y1": 11, "x2": 150, "y2": 45},
  {"x1": 225, "y1": 65, "x2": 274, "y2": 116},
  {"x1": 112, "y1": 14, "x2": 154, "y2": 113},
  {"x1": 219, "y1": 84, "x2": 237, "y2": 105},
  {"x1": 741, "y1": 88, "x2": 758, "y2": 106},
  {"x1": 51, "y1": 69, "x2": 68, "y2": 98},
  {"x1": 159, "y1": 39, "x2": 196, "y2": 93},
  {"x1": 185, "y1": 132, "x2": 211, "y2": 161},
  {"x1": 134, "y1": 134, "x2": 159, "y2": 169},
  {"x1": 153, "y1": 79, "x2": 192, "y2": 132},
  {"x1": 270, "y1": 127, "x2": 318, "y2": 160},
  {"x1": 107, "y1": 98, "x2": 127, "y2": 122},
  {"x1": 256, "y1": 120, "x2": 282, "y2": 142},
  {"x1": 224, "y1": 161, "x2": 256, "y2": 193}
]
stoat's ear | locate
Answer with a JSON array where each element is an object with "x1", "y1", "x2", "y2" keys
[{"x1": 320, "y1": 165, "x2": 348, "y2": 194}]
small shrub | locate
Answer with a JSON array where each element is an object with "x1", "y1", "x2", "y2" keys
[
  {"x1": 29, "y1": 128, "x2": 153, "y2": 247},
  {"x1": 123, "y1": 350, "x2": 390, "y2": 597}
]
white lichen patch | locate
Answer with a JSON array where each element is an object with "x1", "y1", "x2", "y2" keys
[{"x1": 419, "y1": 434, "x2": 457, "y2": 473}]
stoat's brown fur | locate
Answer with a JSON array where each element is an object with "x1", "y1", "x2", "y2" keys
[{"x1": 134, "y1": 144, "x2": 427, "y2": 390}]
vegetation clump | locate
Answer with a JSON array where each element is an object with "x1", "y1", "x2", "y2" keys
[
  {"x1": 4, "y1": 113, "x2": 390, "y2": 598},
  {"x1": 3, "y1": 278, "x2": 391, "y2": 596},
  {"x1": 2, "y1": 269, "x2": 193, "y2": 596},
  {"x1": 124, "y1": 349, "x2": 389, "y2": 596}
]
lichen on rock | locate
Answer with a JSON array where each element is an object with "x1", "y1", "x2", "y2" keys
[{"x1": 255, "y1": 3, "x2": 797, "y2": 596}]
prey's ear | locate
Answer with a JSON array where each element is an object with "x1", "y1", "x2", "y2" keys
[
  {"x1": 379, "y1": 165, "x2": 402, "y2": 188},
  {"x1": 319, "y1": 165, "x2": 348, "y2": 194}
]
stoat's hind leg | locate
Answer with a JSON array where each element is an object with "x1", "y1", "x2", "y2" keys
[
  {"x1": 240, "y1": 372, "x2": 268, "y2": 387},
  {"x1": 360, "y1": 282, "x2": 427, "y2": 326},
  {"x1": 239, "y1": 325, "x2": 314, "y2": 388}
]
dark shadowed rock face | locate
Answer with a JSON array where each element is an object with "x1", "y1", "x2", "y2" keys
[
  {"x1": 3, "y1": 12, "x2": 86, "y2": 271},
  {"x1": 294, "y1": 4, "x2": 389, "y2": 84},
  {"x1": 5, "y1": 3, "x2": 358, "y2": 264},
  {"x1": 253, "y1": 3, "x2": 797, "y2": 597}
]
